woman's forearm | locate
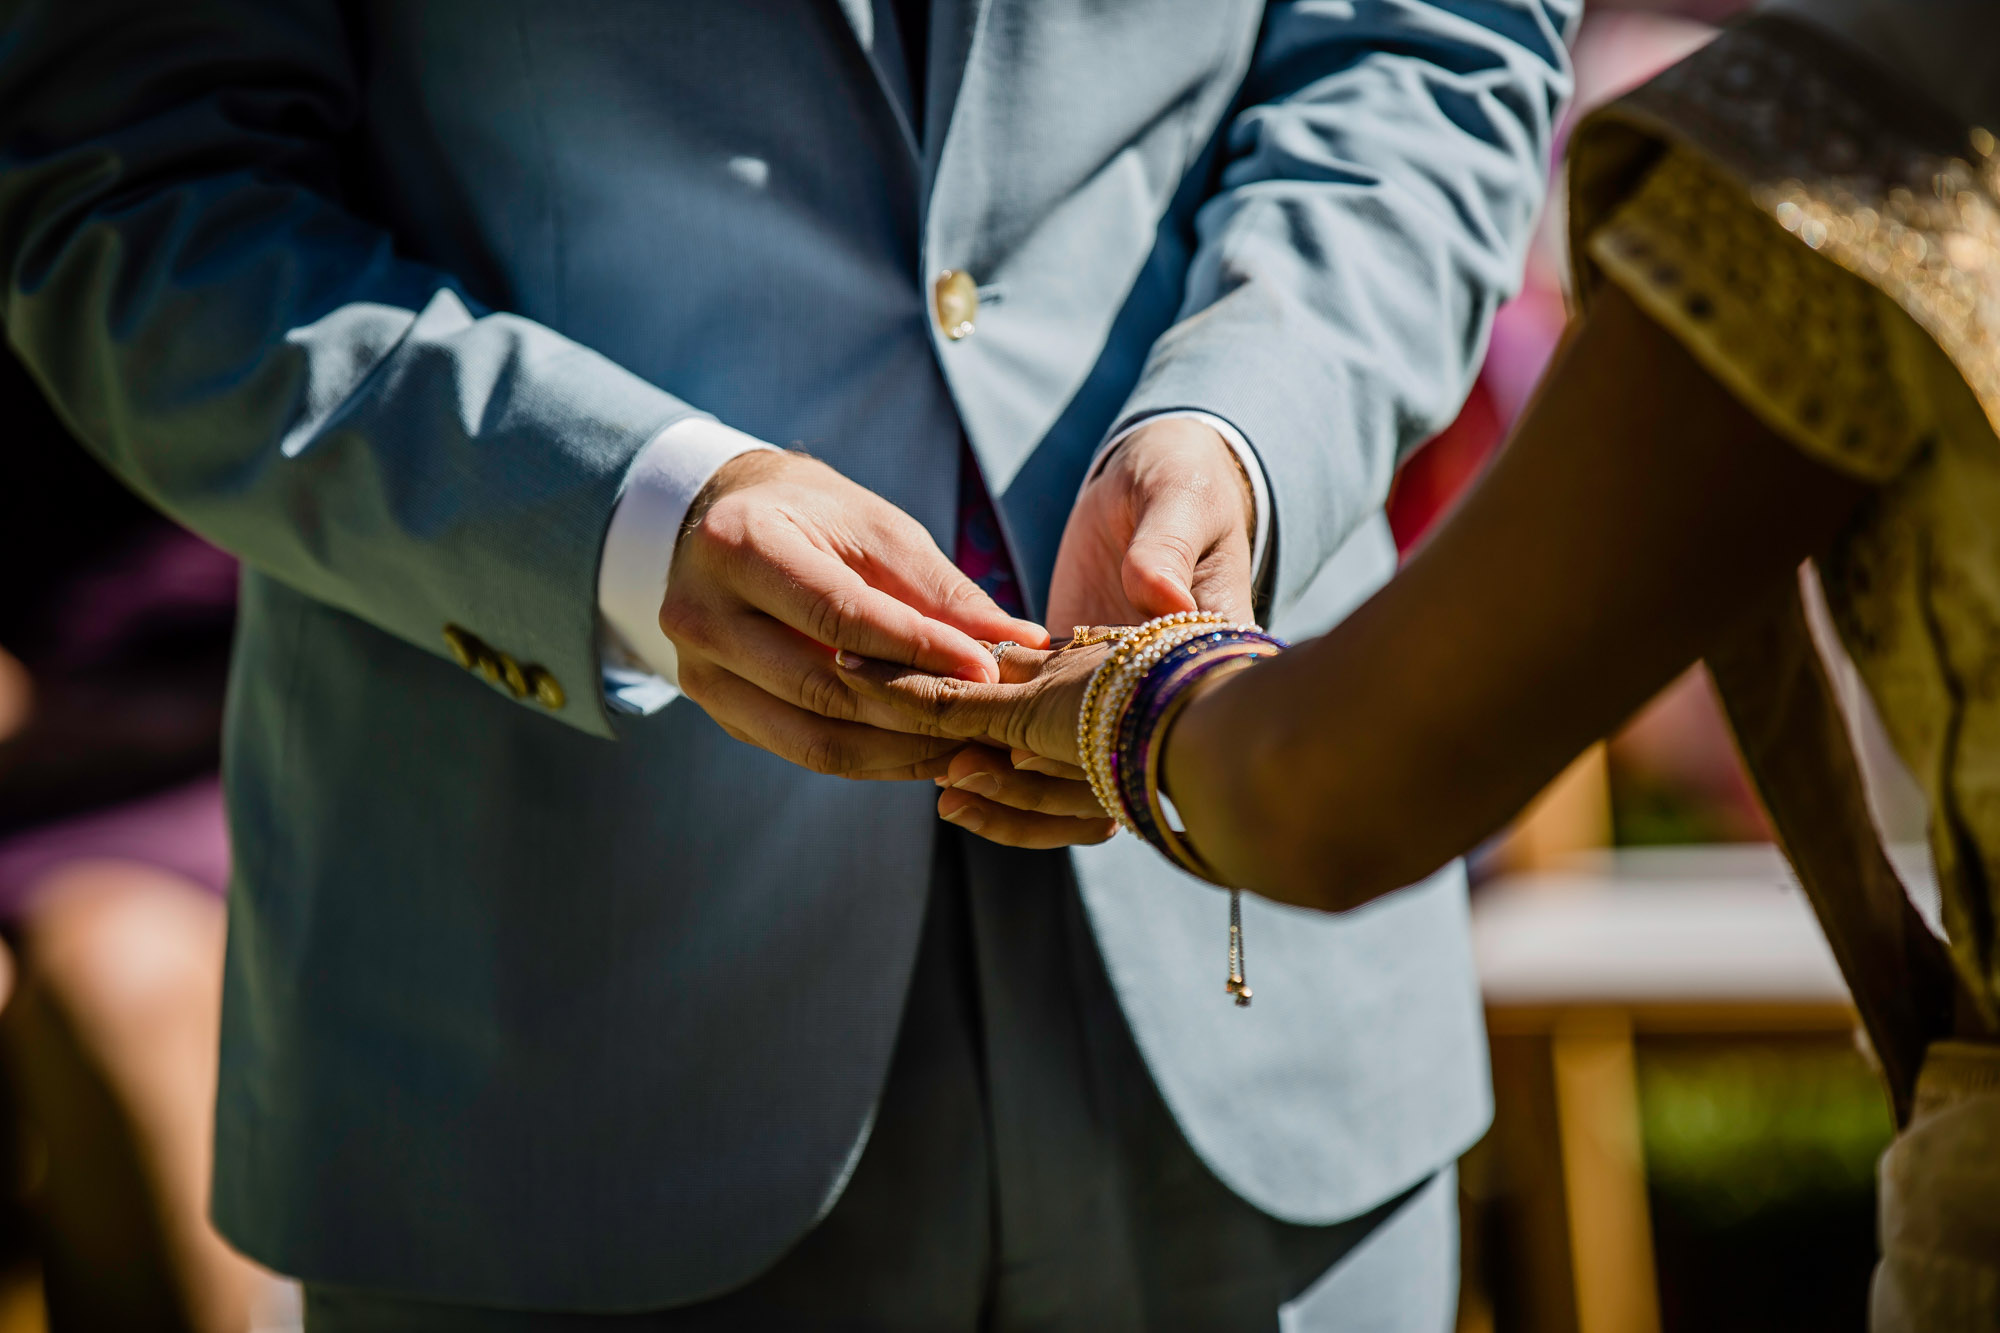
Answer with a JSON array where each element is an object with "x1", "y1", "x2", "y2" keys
[{"x1": 1162, "y1": 286, "x2": 1869, "y2": 912}]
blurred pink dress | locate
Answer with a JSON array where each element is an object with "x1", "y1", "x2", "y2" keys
[
  {"x1": 0, "y1": 774, "x2": 228, "y2": 910},
  {"x1": 0, "y1": 384, "x2": 236, "y2": 913}
]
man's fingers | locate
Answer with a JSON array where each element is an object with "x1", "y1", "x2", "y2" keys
[
  {"x1": 844, "y1": 750, "x2": 960, "y2": 784},
  {"x1": 847, "y1": 752, "x2": 959, "y2": 782},
  {"x1": 937, "y1": 788, "x2": 1118, "y2": 850},
  {"x1": 1124, "y1": 491, "x2": 1255, "y2": 622},
  {"x1": 908, "y1": 752, "x2": 962, "y2": 782},
  {"x1": 735, "y1": 540, "x2": 1003, "y2": 682},
  {"x1": 1120, "y1": 489, "x2": 1211, "y2": 618},
  {"x1": 856, "y1": 517, "x2": 1050, "y2": 651},
  {"x1": 682, "y1": 664, "x2": 959, "y2": 776},
  {"x1": 932, "y1": 745, "x2": 1106, "y2": 818},
  {"x1": 692, "y1": 611, "x2": 982, "y2": 732},
  {"x1": 1188, "y1": 548, "x2": 1256, "y2": 624},
  {"x1": 1010, "y1": 750, "x2": 1087, "y2": 781}
]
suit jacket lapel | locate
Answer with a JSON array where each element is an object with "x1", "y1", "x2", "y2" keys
[
  {"x1": 830, "y1": 0, "x2": 989, "y2": 189},
  {"x1": 922, "y1": 0, "x2": 987, "y2": 183},
  {"x1": 831, "y1": 0, "x2": 921, "y2": 162}
]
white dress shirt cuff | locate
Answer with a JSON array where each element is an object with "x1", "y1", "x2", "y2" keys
[
  {"x1": 1094, "y1": 410, "x2": 1273, "y2": 586},
  {"x1": 597, "y1": 417, "x2": 776, "y2": 713}
]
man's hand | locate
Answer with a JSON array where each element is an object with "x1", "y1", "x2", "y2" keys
[
  {"x1": 1045, "y1": 416, "x2": 1257, "y2": 633},
  {"x1": 921, "y1": 417, "x2": 1254, "y2": 847},
  {"x1": 934, "y1": 745, "x2": 1116, "y2": 850},
  {"x1": 663, "y1": 451, "x2": 1048, "y2": 779}
]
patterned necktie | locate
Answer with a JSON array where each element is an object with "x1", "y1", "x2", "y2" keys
[{"x1": 953, "y1": 438, "x2": 1026, "y2": 619}]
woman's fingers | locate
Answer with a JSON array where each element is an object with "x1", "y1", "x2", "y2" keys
[
  {"x1": 993, "y1": 643, "x2": 1055, "y2": 684},
  {"x1": 834, "y1": 654, "x2": 1021, "y2": 744},
  {"x1": 937, "y1": 787, "x2": 1117, "y2": 850},
  {"x1": 933, "y1": 746, "x2": 1106, "y2": 818},
  {"x1": 836, "y1": 644, "x2": 1099, "y2": 766}
]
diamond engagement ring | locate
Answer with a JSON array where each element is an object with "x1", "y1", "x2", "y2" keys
[{"x1": 990, "y1": 641, "x2": 1019, "y2": 666}]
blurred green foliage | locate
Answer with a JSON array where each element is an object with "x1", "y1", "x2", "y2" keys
[
  {"x1": 1639, "y1": 1040, "x2": 1892, "y2": 1225},
  {"x1": 1611, "y1": 774, "x2": 1750, "y2": 848},
  {"x1": 1640, "y1": 1040, "x2": 1890, "y2": 1330}
]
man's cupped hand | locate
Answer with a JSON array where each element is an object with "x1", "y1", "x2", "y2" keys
[
  {"x1": 661, "y1": 450, "x2": 1047, "y2": 779},
  {"x1": 916, "y1": 416, "x2": 1259, "y2": 848},
  {"x1": 666, "y1": 426, "x2": 1254, "y2": 852}
]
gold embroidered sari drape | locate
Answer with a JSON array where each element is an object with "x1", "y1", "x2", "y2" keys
[{"x1": 1566, "y1": 11, "x2": 2000, "y2": 1327}]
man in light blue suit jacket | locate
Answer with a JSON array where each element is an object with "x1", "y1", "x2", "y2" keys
[{"x1": 0, "y1": 0, "x2": 1573, "y2": 1326}]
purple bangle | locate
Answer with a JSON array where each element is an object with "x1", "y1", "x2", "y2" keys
[
  {"x1": 1107, "y1": 636, "x2": 1244, "y2": 840},
  {"x1": 1125, "y1": 644, "x2": 1277, "y2": 815},
  {"x1": 1115, "y1": 632, "x2": 1285, "y2": 847},
  {"x1": 1112, "y1": 632, "x2": 1261, "y2": 831},
  {"x1": 1122, "y1": 632, "x2": 1283, "y2": 769},
  {"x1": 1126, "y1": 631, "x2": 1284, "y2": 743},
  {"x1": 1117, "y1": 658, "x2": 1211, "y2": 842},
  {"x1": 1123, "y1": 651, "x2": 1263, "y2": 838}
]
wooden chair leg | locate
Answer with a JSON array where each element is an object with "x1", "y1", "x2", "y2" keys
[{"x1": 1551, "y1": 1011, "x2": 1660, "y2": 1333}]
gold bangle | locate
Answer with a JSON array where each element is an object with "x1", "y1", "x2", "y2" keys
[
  {"x1": 1075, "y1": 613, "x2": 1242, "y2": 833},
  {"x1": 1075, "y1": 614, "x2": 1227, "y2": 825},
  {"x1": 1081, "y1": 617, "x2": 1228, "y2": 822}
]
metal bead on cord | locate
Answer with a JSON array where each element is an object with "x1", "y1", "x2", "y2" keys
[
  {"x1": 1216, "y1": 888, "x2": 1248, "y2": 1000},
  {"x1": 1074, "y1": 614, "x2": 1285, "y2": 1009}
]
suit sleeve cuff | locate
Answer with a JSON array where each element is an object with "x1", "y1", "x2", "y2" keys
[
  {"x1": 597, "y1": 417, "x2": 776, "y2": 713},
  {"x1": 1094, "y1": 410, "x2": 1273, "y2": 589}
]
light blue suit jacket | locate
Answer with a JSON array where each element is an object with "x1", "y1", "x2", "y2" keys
[{"x1": 0, "y1": 0, "x2": 1573, "y2": 1309}]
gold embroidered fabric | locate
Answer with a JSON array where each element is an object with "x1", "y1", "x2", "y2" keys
[
  {"x1": 1591, "y1": 146, "x2": 1934, "y2": 482},
  {"x1": 1568, "y1": 14, "x2": 2000, "y2": 1029},
  {"x1": 1569, "y1": 17, "x2": 2000, "y2": 444}
]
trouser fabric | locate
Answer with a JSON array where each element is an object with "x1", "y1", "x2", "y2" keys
[{"x1": 304, "y1": 831, "x2": 1455, "y2": 1331}]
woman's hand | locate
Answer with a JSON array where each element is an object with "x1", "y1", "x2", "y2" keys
[
  {"x1": 836, "y1": 637, "x2": 1101, "y2": 766},
  {"x1": 837, "y1": 637, "x2": 1117, "y2": 847}
]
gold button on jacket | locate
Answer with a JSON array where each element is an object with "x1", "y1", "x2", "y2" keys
[
  {"x1": 932, "y1": 269, "x2": 978, "y2": 340},
  {"x1": 444, "y1": 623, "x2": 561, "y2": 709},
  {"x1": 528, "y1": 667, "x2": 566, "y2": 711},
  {"x1": 442, "y1": 623, "x2": 479, "y2": 669},
  {"x1": 499, "y1": 655, "x2": 530, "y2": 700}
]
